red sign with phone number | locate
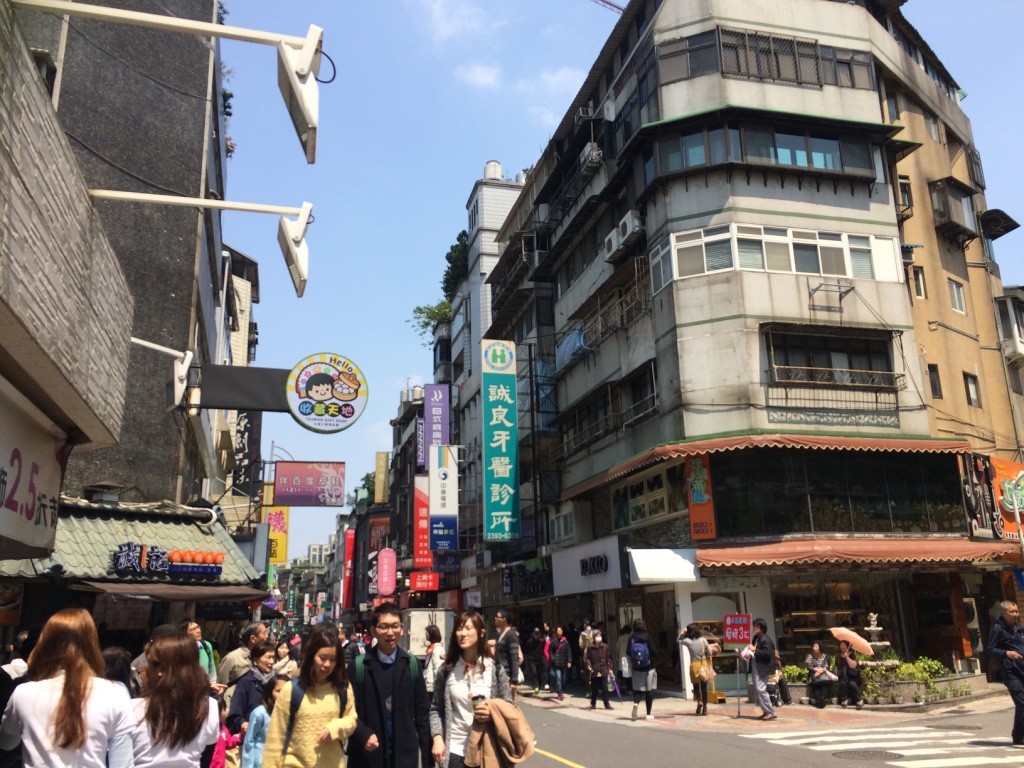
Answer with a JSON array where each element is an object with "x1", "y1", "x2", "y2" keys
[{"x1": 723, "y1": 613, "x2": 752, "y2": 649}]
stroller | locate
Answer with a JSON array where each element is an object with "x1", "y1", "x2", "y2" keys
[{"x1": 765, "y1": 669, "x2": 784, "y2": 707}]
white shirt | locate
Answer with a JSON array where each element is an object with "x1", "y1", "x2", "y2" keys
[
  {"x1": 0, "y1": 673, "x2": 133, "y2": 768},
  {"x1": 445, "y1": 658, "x2": 494, "y2": 758},
  {"x1": 130, "y1": 696, "x2": 219, "y2": 768}
]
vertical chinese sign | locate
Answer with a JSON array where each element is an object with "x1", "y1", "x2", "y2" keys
[
  {"x1": 413, "y1": 476, "x2": 433, "y2": 568},
  {"x1": 686, "y1": 454, "x2": 716, "y2": 540},
  {"x1": 266, "y1": 506, "x2": 289, "y2": 564},
  {"x1": 424, "y1": 384, "x2": 450, "y2": 446},
  {"x1": 374, "y1": 451, "x2": 390, "y2": 504},
  {"x1": 481, "y1": 339, "x2": 519, "y2": 541},
  {"x1": 429, "y1": 445, "x2": 458, "y2": 551},
  {"x1": 342, "y1": 529, "x2": 356, "y2": 609}
]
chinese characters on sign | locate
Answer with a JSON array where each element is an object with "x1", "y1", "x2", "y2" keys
[
  {"x1": 413, "y1": 477, "x2": 433, "y2": 568},
  {"x1": 285, "y1": 353, "x2": 369, "y2": 434},
  {"x1": 265, "y1": 506, "x2": 289, "y2": 564},
  {"x1": 481, "y1": 340, "x2": 520, "y2": 541},
  {"x1": 423, "y1": 384, "x2": 450, "y2": 447},
  {"x1": 0, "y1": 379, "x2": 64, "y2": 557},
  {"x1": 686, "y1": 454, "x2": 717, "y2": 540},
  {"x1": 410, "y1": 571, "x2": 440, "y2": 591},
  {"x1": 429, "y1": 445, "x2": 458, "y2": 552},
  {"x1": 273, "y1": 461, "x2": 346, "y2": 507},
  {"x1": 374, "y1": 452, "x2": 390, "y2": 504},
  {"x1": 722, "y1": 613, "x2": 752, "y2": 649}
]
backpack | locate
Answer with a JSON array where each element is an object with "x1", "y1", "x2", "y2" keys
[
  {"x1": 354, "y1": 652, "x2": 420, "y2": 686},
  {"x1": 283, "y1": 676, "x2": 348, "y2": 754},
  {"x1": 629, "y1": 637, "x2": 650, "y2": 668}
]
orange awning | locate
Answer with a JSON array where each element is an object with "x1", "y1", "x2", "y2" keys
[
  {"x1": 561, "y1": 434, "x2": 972, "y2": 500},
  {"x1": 696, "y1": 537, "x2": 1018, "y2": 569}
]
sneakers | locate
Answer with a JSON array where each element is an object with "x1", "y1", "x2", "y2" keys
[
  {"x1": 644, "y1": 714, "x2": 654, "y2": 720},
  {"x1": 557, "y1": 693, "x2": 564, "y2": 701},
  {"x1": 631, "y1": 704, "x2": 638, "y2": 721},
  {"x1": 759, "y1": 713, "x2": 778, "y2": 720},
  {"x1": 604, "y1": 703, "x2": 613, "y2": 710},
  {"x1": 588, "y1": 704, "x2": 596, "y2": 710},
  {"x1": 855, "y1": 700, "x2": 864, "y2": 710}
]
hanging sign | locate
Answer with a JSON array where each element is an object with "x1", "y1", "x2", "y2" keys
[
  {"x1": 481, "y1": 339, "x2": 519, "y2": 541},
  {"x1": 286, "y1": 353, "x2": 368, "y2": 434}
]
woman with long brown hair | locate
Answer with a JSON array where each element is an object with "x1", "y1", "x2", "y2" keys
[
  {"x1": 429, "y1": 611, "x2": 512, "y2": 768},
  {"x1": 263, "y1": 625, "x2": 356, "y2": 768},
  {"x1": 0, "y1": 608, "x2": 133, "y2": 767},
  {"x1": 129, "y1": 632, "x2": 219, "y2": 767}
]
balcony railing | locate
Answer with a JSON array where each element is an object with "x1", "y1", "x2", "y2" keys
[
  {"x1": 622, "y1": 392, "x2": 658, "y2": 426},
  {"x1": 769, "y1": 364, "x2": 905, "y2": 390},
  {"x1": 560, "y1": 410, "x2": 622, "y2": 456}
]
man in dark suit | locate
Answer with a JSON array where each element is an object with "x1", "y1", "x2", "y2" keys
[{"x1": 348, "y1": 603, "x2": 432, "y2": 768}]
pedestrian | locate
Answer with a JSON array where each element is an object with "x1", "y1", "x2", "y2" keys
[
  {"x1": 834, "y1": 640, "x2": 864, "y2": 709},
  {"x1": 678, "y1": 623, "x2": 719, "y2": 716},
  {"x1": 584, "y1": 628, "x2": 613, "y2": 710},
  {"x1": 423, "y1": 624, "x2": 446, "y2": 695},
  {"x1": 628, "y1": 619, "x2": 656, "y2": 721},
  {"x1": 181, "y1": 619, "x2": 223, "y2": 695},
  {"x1": 347, "y1": 602, "x2": 432, "y2": 768},
  {"x1": 271, "y1": 640, "x2": 298, "y2": 680},
  {"x1": 989, "y1": 600, "x2": 1024, "y2": 745},
  {"x1": 549, "y1": 626, "x2": 571, "y2": 701},
  {"x1": 577, "y1": 620, "x2": 593, "y2": 685},
  {"x1": 131, "y1": 624, "x2": 181, "y2": 697},
  {"x1": 264, "y1": 625, "x2": 356, "y2": 768},
  {"x1": 541, "y1": 623, "x2": 553, "y2": 691},
  {"x1": 339, "y1": 627, "x2": 360, "y2": 668},
  {"x1": 617, "y1": 625, "x2": 633, "y2": 694},
  {"x1": 211, "y1": 699, "x2": 242, "y2": 768},
  {"x1": 0, "y1": 608, "x2": 134, "y2": 768},
  {"x1": 522, "y1": 628, "x2": 544, "y2": 693},
  {"x1": 227, "y1": 641, "x2": 278, "y2": 738},
  {"x1": 129, "y1": 633, "x2": 220, "y2": 768},
  {"x1": 747, "y1": 617, "x2": 777, "y2": 720},
  {"x1": 217, "y1": 623, "x2": 269, "y2": 688},
  {"x1": 492, "y1": 609, "x2": 520, "y2": 696},
  {"x1": 805, "y1": 641, "x2": 834, "y2": 708},
  {"x1": 102, "y1": 646, "x2": 134, "y2": 695},
  {"x1": 429, "y1": 611, "x2": 512, "y2": 768},
  {"x1": 239, "y1": 675, "x2": 286, "y2": 768}
]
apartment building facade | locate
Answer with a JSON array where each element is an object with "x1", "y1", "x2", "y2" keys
[{"x1": 484, "y1": 0, "x2": 1019, "y2": 687}]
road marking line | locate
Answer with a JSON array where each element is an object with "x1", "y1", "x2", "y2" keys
[
  {"x1": 769, "y1": 731, "x2": 972, "y2": 746},
  {"x1": 534, "y1": 747, "x2": 586, "y2": 768},
  {"x1": 808, "y1": 738, "x2": 977, "y2": 751},
  {"x1": 742, "y1": 726, "x2": 935, "y2": 740},
  {"x1": 888, "y1": 756, "x2": 1024, "y2": 767}
]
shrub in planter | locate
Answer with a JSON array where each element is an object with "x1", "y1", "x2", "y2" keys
[{"x1": 782, "y1": 665, "x2": 807, "y2": 684}]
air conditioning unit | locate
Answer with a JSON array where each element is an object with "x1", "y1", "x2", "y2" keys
[
  {"x1": 579, "y1": 142, "x2": 603, "y2": 175},
  {"x1": 575, "y1": 106, "x2": 594, "y2": 124},
  {"x1": 603, "y1": 228, "x2": 623, "y2": 262},
  {"x1": 603, "y1": 100, "x2": 616, "y2": 122},
  {"x1": 618, "y1": 209, "x2": 644, "y2": 246}
]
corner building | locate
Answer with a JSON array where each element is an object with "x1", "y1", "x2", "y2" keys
[{"x1": 485, "y1": 0, "x2": 1019, "y2": 693}]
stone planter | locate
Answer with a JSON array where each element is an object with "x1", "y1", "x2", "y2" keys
[{"x1": 778, "y1": 673, "x2": 984, "y2": 706}]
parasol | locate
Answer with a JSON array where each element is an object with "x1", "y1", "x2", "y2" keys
[{"x1": 829, "y1": 626, "x2": 873, "y2": 656}]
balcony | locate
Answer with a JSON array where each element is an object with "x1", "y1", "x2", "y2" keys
[
  {"x1": 560, "y1": 410, "x2": 622, "y2": 457},
  {"x1": 928, "y1": 177, "x2": 978, "y2": 248},
  {"x1": 769, "y1": 364, "x2": 905, "y2": 391}
]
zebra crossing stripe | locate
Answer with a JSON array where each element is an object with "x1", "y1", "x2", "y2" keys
[
  {"x1": 741, "y1": 726, "x2": 936, "y2": 741},
  {"x1": 887, "y1": 756, "x2": 1024, "y2": 767},
  {"x1": 806, "y1": 737, "x2": 976, "y2": 751}
]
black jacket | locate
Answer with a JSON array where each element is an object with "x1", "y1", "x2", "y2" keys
[
  {"x1": 226, "y1": 669, "x2": 267, "y2": 734},
  {"x1": 551, "y1": 636, "x2": 571, "y2": 668},
  {"x1": 348, "y1": 647, "x2": 432, "y2": 768},
  {"x1": 753, "y1": 632, "x2": 775, "y2": 676},
  {"x1": 989, "y1": 616, "x2": 1024, "y2": 680},
  {"x1": 495, "y1": 628, "x2": 520, "y2": 682}
]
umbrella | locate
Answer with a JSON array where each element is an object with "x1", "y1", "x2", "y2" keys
[
  {"x1": 610, "y1": 673, "x2": 623, "y2": 702},
  {"x1": 829, "y1": 626, "x2": 874, "y2": 656}
]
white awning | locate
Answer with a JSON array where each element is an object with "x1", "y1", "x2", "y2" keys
[{"x1": 627, "y1": 548, "x2": 699, "y2": 585}]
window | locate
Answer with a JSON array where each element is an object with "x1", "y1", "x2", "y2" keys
[
  {"x1": 611, "y1": 464, "x2": 686, "y2": 531},
  {"x1": 766, "y1": 327, "x2": 897, "y2": 388},
  {"x1": 912, "y1": 266, "x2": 926, "y2": 298},
  {"x1": 948, "y1": 279, "x2": 966, "y2": 313},
  {"x1": 886, "y1": 92, "x2": 900, "y2": 122},
  {"x1": 963, "y1": 373, "x2": 981, "y2": 407},
  {"x1": 926, "y1": 113, "x2": 940, "y2": 141},
  {"x1": 927, "y1": 364, "x2": 942, "y2": 399}
]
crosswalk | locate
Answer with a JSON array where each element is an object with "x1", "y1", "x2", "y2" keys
[{"x1": 742, "y1": 725, "x2": 1024, "y2": 766}]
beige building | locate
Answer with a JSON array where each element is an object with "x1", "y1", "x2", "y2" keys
[{"x1": 482, "y1": 0, "x2": 1019, "y2": 688}]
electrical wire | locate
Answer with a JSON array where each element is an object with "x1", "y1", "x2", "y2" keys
[
  {"x1": 316, "y1": 49, "x2": 337, "y2": 84},
  {"x1": 65, "y1": 131, "x2": 192, "y2": 197}
]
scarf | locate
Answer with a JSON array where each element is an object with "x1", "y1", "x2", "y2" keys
[{"x1": 251, "y1": 666, "x2": 275, "y2": 686}]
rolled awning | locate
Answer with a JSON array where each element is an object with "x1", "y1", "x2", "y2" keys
[
  {"x1": 561, "y1": 433, "x2": 972, "y2": 500},
  {"x1": 628, "y1": 548, "x2": 699, "y2": 585},
  {"x1": 696, "y1": 538, "x2": 1018, "y2": 570},
  {"x1": 78, "y1": 581, "x2": 268, "y2": 602}
]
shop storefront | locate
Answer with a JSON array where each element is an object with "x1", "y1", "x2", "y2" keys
[
  {"x1": 550, "y1": 535, "x2": 628, "y2": 636},
  {"x1": 0, "y1": 496, "x2": 265, "y2": 651}
]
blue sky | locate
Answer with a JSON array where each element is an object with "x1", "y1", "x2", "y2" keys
[{"x1": 218, "y1": 1, "x2": 1023, "y2": 560}]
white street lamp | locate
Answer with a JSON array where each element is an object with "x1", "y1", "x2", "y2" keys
[
  {"x1": 11, "y1": 0, "x2": 322, "y2": 163},
  {"x1": 128, "y1": 336, "x2": 192, "y2": 408}
]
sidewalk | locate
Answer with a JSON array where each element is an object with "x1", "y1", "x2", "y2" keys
[{"x1": 516, "y1": 681, "x2": 1012, "y2": 731}]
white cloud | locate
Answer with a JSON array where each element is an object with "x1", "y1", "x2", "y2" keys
[
  {"x1": 455, "y1": 62, "x2": 501, "y2": 89},
  {"x1": 515, "y1": 66, "x2": 587, "y2": 99},
  {"x1": 412, "y1": 0, "x2": 489, "y2": 44}
]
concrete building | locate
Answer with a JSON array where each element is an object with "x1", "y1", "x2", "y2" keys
[{"x1": 484, "y1": 0, "x2": 1019, "y2": 691}]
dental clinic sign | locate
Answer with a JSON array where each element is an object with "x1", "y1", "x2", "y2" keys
[{"x1": 481, "y1": 340, "x2": 519, "y2": 541}]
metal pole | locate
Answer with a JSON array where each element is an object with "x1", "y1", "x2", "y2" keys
[
  {"x1": 1013, "y1": 473, "x2": 1024, "y2": 562},
  {"x1": 89, "y1": 189, "x2": 305, "y2": 216}
]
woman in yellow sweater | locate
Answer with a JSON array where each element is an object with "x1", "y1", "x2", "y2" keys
[{"x1": 263, "y1": 626, "x2": 356, "y2": 768}]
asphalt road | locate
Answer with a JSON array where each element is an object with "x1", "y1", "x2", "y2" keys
[{"x1": 516, "y1": 686, "x2": 1023, "y2": 768}]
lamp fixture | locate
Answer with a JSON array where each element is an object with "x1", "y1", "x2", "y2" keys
[
  {"x1": 88, "y1": 190, "x2": 312, "y2": 297},
  {"x1": 11, "y1": 0, "x2": 323, "y2": 163},
  {"x1": 129, "y1": 336, "x2": 193, "y2": 408}
]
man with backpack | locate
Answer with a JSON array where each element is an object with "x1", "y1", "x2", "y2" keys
[{"x1": 348, "y1": 602, "x2": 432, "y2": 768}]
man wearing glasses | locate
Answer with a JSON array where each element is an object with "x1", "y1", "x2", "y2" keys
[{"x1": 349, "y1": 602, "x2": 432, "y2": 768}]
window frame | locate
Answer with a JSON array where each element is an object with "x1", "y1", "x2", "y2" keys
[
  {"x1": 948, "y1": 278, "x2": 966, "y2": 314},
  {"x1": 927, "y1": 364, "x2": 942, "y2": 399},
  {"x1": 912, "y1": 266, "x2": 926, "y2": 299},
  {"x1": 963, "y1": 372, "x2": 981, "y2": 407}
]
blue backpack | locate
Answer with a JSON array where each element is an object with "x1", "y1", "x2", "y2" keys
[{"x1": 629, "y1": 637, "x2": 650, "y2": 668}]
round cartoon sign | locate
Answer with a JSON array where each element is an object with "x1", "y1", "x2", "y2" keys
[{"x1": 286, "y1": 353, "x2": 368, "y2": 434}]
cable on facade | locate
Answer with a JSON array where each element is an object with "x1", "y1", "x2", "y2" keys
[{"x1": 65, "y1": 131, "x2": 192, "y2": 197}]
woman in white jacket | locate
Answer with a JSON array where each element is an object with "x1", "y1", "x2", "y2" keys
[{"x1": 0, "y1": 608, "x2": 134, "y2": 768}]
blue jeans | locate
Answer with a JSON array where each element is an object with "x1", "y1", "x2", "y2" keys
[{"x1": 550, "y1": 665, "x2": 565, "y2": 694}]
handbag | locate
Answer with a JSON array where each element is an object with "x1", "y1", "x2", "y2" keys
[
  {"x1": 620, "y1": 655, "x2": 632, "y2": 677},
  {"x1": 697, "y1": 657, "x2": 715, "y2": 682},
  {"x1": 605, "y1": 674, "x2": 614, "y2": 692},
  {"x1": 823, "y1": 669, "x2": 839, "y2": 683}
]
